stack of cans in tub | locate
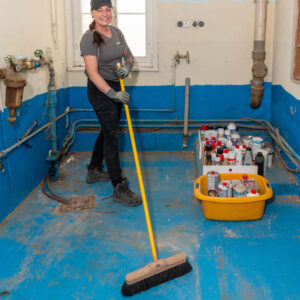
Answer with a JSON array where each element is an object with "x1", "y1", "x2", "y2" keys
[
  {"x1": 207, "y1": 171, "x2": 259, "y2": 198},
  {"x1": 201, "y1": 122, "x2": 274, "y2": 176}
]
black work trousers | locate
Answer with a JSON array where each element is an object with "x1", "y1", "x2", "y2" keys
[{"x1": 87, "y1": 79, "x2": 123, "y2": 186}]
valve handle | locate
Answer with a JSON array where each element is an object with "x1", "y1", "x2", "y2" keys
[
  {"x1": 34, "y1": 49, "x2": 43, "y2": 58},
  {"x1": 34, "y1": 61, "x2": 40, "y2": 70},
  {"x1": 4, "y1": 55, "x2": 15, "y2": 65}
]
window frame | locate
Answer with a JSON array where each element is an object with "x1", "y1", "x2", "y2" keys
[
  {"x1": 64, "y1": 0, "x2": 158, "y2": 72},
  {"x1": 292, "y1": 0, "x2": 300, "y2": 82}
]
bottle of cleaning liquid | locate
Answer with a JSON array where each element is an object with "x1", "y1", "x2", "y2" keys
[
  {"x1": 236, "y1": 151, "x2": 243, "y2": 166},
  {"x1": 247, "y1": 189, "x2": 260, "y2": 197},
  {"x1": 255, "y1": 152, "x2": 264, "y2": 176},
  {"x1": 244, "y1": 147, "x2": 253, "y2": 165}
]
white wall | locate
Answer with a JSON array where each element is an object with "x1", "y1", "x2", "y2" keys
[
  {"x1": 68, "y1": 0, "x2": 276, "y2": 87},
  {"x1": 0, "y1": 0, "x2": 67, "y2": 110},
  {"x1": 272, "y1": 0, "x2": 300, "y2": 100},
  {"x1": 0, "y1": 0, "x2": 277, "y2": 109}
]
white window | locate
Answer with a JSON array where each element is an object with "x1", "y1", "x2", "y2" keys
[{"x1": 65, "y1": 0, "x2": 158, "y2": 71}]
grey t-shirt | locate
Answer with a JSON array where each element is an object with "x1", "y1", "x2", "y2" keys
[{"x1": 80, "y1": 26, "x2": 128, "y2": 81}]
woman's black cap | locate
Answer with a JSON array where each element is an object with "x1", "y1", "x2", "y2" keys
[{"x1": 91, "y1": 0, "x2": 112, "y2": 10}]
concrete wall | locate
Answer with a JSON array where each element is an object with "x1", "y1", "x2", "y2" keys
[
  {"x1": 0, "y1": 0, "x2": 68, "y2": 221},
  {"x1": 271, "y1": 0, "x2": 300, "y2": 154},
  {"x1": 272, "y1": 0, "x2": 300, "y2": 99},
  {"x1": 0, "y1": 0, "x2": 67, "y2": 109},
  {"x1": 70, "y1": 0, "x2": 276, "y2": 87}
]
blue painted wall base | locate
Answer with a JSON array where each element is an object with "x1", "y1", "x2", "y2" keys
[
  {"x1": 0, "y1": 82, "x2": 299, "y2": 222},
  {"x1": 0, "y1": 89, "x2": 69, "y2": 221}
]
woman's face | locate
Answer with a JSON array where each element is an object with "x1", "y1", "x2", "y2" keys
[{"x1": 91, "y1": 5, "x2": 112, "y2": 28}]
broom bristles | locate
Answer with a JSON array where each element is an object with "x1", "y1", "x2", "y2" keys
[{"x1": 121, "y1": 256, "x2": 192, "y2": 297}]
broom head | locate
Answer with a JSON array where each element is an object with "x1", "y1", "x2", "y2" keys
[{"x1": 121, "y1": 252, "x2": 192, "y2": 296}]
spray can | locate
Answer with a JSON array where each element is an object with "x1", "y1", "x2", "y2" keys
[
  {"x1": 244, "y1": 147, "x2": 253, "y2": 165},
  {"x1": 224, "y1": 129, "x2": 231, "y2": 139},
  {"x1": 268, "y1": 151, "x2": 274, "y2": 168},
  {"x1": 201, "y1": 125, "x2": 207, "y2": 138},
  {"x1": 218, "y1": 181, "x2": 232, "y2": 197},
  {"x1": 206, "y1": 152, "x2": 212, "y2": 165},
  {"x1": 236, "y1": 152, "x2": 243, "y2": 166},
  {"x1": 227, "y1": 123, "x2": 237, "y2": 134},
  {"x1": 231, "y1": 134, "x2": 240, "y2": 146},
  {"x1": 207, "y1": 171, "x2": 219, "y2": 192},
  {"x1": 228, "y1": 151, "x2": 236, "y2": 165},
  {"x1": 217, "y1": 128, "x2": 225, "y2": 138},
  {"x1": 241, "y1": 144, "x2": 247, "y2": 157},
  {"x1": 223, "y1": 149, "x2": 229, "y2": 165},
  {"x1": 255, "y1": 152, "x2": 264, "y2": 176}
]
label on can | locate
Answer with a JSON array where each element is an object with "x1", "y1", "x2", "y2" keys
[
  {"x1": 252, "y1": 137, "x2": 264, "y2": 149},
  {"x1": 233, "y1": 184, "x2": 247, "y2": 197},
  {"x1": 207, "y1": 171, "x2": 219, "y2": 191},
  {"x1": 218, "y1": 181, "x2": 233, "y2": 197},
  {"x1": 243, "y1": 178, "x2": 259, "y2": 193}
]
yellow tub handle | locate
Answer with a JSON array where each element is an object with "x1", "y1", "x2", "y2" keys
[
  {"x1": 194, "y1": 176, "x2": 204, "y2": 197},
  {"x1": 261, "y1": 177, "x2": 273, "y2": 198}
]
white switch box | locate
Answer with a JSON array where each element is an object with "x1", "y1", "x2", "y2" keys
[{"x1": 182, "y1": 21, "x2": 190, "y2": 28}]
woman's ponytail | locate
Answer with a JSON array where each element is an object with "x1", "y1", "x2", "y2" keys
[{"x1": 89, "y1": 20, "x2": 104, "y2": 46}]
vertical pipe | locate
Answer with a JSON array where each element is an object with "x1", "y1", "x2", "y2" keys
[
  {"x1": 46, "y1": 60, "x2": 59, "y2": 179},
  {"x1": 50, "y1": 0, "x2": 58, "y2": 49},
  {"x1": 183, "y1": 78, "x2": 190, "y2": 147},
  {"x1": 254, "y1": 0, "x2": 268, "y2": 41},
  {"x1": 250, "y1": 0, "x2": 268, "y2": 108}
]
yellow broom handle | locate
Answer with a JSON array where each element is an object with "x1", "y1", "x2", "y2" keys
[{"x1": 117, "y1": 64, "x2": 158, "y2": 261}]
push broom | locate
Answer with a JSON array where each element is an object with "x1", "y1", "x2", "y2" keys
[{"x1": 117, "y1": 64, "x2": 192, "y2": 296}]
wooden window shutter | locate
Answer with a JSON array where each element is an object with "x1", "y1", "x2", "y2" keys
[{"x1": 294, "y1": 0, "x2": 300, "y2": 80}]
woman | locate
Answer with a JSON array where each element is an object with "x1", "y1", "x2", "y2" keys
[{"x1": 80, "y1": 0, "x2": 142, "y2": 206}]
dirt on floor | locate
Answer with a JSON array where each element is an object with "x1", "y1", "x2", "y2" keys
[{"x1": 53, "y1": 195, "x2": 97, "y2": 214}]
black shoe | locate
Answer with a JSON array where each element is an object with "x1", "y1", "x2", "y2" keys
[
  {"x1": 113, "y1": 178, "x2": 142, "y2": 206},
  {"x1": 86, "y1": 168, "x2": 110, "y2": 183}
]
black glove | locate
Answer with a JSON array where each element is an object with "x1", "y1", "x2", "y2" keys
[
  {"x1": 116, "y1": 61, "x2": 133, "y2": 79},
  {"x1": 106, "y1": 88, "x2": 130, "y2": 105}
]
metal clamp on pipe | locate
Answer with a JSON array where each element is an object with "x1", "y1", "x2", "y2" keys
[{"x1": 175, "y1": 51, "x2": 190, "y2": 64}]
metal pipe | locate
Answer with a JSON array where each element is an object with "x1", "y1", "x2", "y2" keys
[
  {"x1": 0, "y1": 85, "x2": 13, "y2": 186},
  {"x1": 243, "y1": 118, "x2": 300, "y2": 162},
  {"x1": 45, "y1": 59, "x2": 60, "y2": 180},
  {"x1": 183, "y1": 78, "x2": 190, "y2": 147},
  {"x1": 0, "y1": 109, "x2": 68, "y2": 160},
  {"x1": 250, "y1": 0, "x2": 268, "y2": 108},
  {"x1": 260, "y1": 119, "x2": 300, "y2": 161},
  {"x1": 69, "y1": 111, "x2": 271, "y2": 124}
]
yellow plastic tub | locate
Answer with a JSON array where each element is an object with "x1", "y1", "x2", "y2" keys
[{"x1": 194, "y1": 173, "x2": 273, "y2": 221}]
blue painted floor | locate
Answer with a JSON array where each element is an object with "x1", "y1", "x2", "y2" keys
[{"x1": 0, "y1": 151, "x2": 300, "y2": 300}]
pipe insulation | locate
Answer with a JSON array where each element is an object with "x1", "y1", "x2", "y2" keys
[{"x1": 254, "y1": 0, "x2": 268, "y2": 41}]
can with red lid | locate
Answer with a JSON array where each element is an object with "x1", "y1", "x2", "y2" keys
[
  {"x1": 207, "y1": 171, "x2": 219, "y2": 193},
  {"x1": 218, "y1": 181, "x2": 233, "y2": 197}
]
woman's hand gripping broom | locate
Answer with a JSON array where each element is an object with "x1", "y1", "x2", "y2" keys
[{"x1": 117, "y1": 64, "x2": 192, "y2": 296}]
